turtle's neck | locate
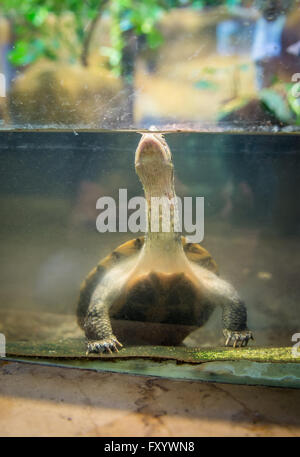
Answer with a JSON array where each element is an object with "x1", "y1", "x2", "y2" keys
[
  {"x1": 135, "y1": 134, "x2": 185, "y2": 271},
  {"x1": 143, "y1": 170, "x2": 181, "y2": 251}
]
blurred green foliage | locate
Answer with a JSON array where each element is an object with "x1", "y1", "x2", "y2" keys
[
  {"x1": 261, "y1": 84, "x2": 300, "y2": 125},
  {"x1": 1, "y1": 0, "x2": 241, "y2": 74},
  {"x1": 260, "y1": 88, "x2": 294, "y2": 124}
]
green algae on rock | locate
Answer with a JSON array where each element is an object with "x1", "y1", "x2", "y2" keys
[{"x1": 6, "y1": 340, "x2": 299, "y2": 364}]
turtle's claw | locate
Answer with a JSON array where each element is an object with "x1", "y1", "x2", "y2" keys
[
  {"x1": 223, "y1": 329, "x2": 253, "y2": 348},
  {"x1": 86, "y1": 336, "x2": 123, "y2": 354}
]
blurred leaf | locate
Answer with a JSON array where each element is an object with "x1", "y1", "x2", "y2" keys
[
  {"x1": 202, "y1": 67, "x2": 217, "y2": 75},
  {"x1": 146, "y1": 29, "x2": 163, "y2": 48},
  {"x1": 100, "y1": 46, "x2": 121, "y2": 67},
  {"x1": 26, "y1": 7, "x2": 49, "y2": 26},
  {"x1": 260, "y1": 89, "x2": 293, "y2": 124},
  {"x1": 238, "y1": 63, "x2": 249, "y2": 72},
  {"x1": 191, "y1": 1, "x2": 204, "y2": 10},
  {"x1": 287, "y1": 83, "x2": 300, "y2": 118},
  {"x1": 194, "y1": 79, "x2": 219, "y2": 90},
  {"x1": 120, "y1": 17, "x2": 133, "y2": 32},
  {"x1": 8, "y1": 39, "x2": 45, "y2": 66}
]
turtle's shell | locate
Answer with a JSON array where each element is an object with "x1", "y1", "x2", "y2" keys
[{"x1": 77, "y1": 236, "x2": 218, "y2": 337}]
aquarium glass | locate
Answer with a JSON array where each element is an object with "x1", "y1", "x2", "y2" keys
[
  {"x1": 0, "y1": 131, "x2": 299, "y2": 359},
  {"x1": 0, "y1": 1, "x2": 300, "y2": 131}
]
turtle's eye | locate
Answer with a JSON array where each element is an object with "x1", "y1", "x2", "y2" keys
[
  {"x1": 157, "y1": 134, "x2": 172, "y2": 160},
  {"x1": 153, "y1": 133, "x2": 166, "y2": 145},
  {"x1": 159, "y1": 134, "x2": 167, "y2": 146}
]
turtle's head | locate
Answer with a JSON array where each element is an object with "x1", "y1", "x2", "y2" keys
[{"x1": 135, "y1": 134, "x2": 174, "y2": 197}]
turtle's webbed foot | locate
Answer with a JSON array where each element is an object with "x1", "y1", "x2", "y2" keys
[
  {"x1": 86, "y1": 336, "x2": 123, "y2": 354},
  {"x1": 223, "y1": 329, "x2": 254, "y2": 348}
]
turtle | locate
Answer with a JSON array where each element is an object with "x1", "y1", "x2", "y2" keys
[{"x1": 77, "y1": 133, "x2": 253, "y2": 353}]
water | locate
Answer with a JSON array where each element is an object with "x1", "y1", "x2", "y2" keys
[{"x1": 0, "y1": 131, "x2": 299, "y2": 352}]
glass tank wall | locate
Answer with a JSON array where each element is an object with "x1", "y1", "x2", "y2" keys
[
  {"x1": 0, "y1": 0, "x2": 300, "y2": 131},
  {"x1": 0, "y1": 131, "x2": 299, "y2": 357}
]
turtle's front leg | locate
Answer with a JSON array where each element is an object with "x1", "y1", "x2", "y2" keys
[
  {"x1": 221, "y1": 298, "x2": 253, "y2": 348},
  {"x1": 84, "y1": 299, "x2": 123, "y2": 354},
  {"x1": 84, "y1": 261, "x2": 137, "y2": 354},
  {"x1": 202, "y1": 272, "x2": 254, "y2": 348}
]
